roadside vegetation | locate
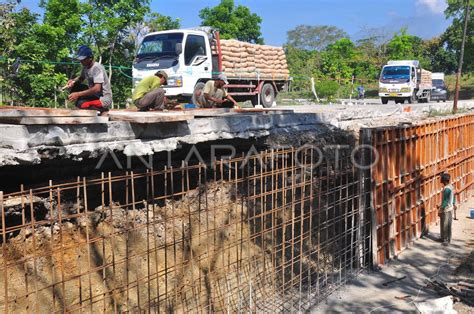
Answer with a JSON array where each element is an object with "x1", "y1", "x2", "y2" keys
[{"x1": 0, "y1": 0, "x2": 473, "y2": 107}]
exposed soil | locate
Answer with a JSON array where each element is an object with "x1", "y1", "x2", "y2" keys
[{"x1": 0, "y1": 183, "x2": 275, "y2": 312}]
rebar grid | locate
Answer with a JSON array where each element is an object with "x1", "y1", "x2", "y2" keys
[
  {"x1": 0, "y1": 148, "x2": 371, "y2": 313},
  {"x1": 363, "y1": 114, "x2": 474, "y2": 265}
]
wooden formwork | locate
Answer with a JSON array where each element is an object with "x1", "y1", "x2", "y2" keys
[{"x1": 362, "y1": 115, "x2": 474, "y2": 266}]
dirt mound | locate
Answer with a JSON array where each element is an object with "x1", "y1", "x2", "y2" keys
[{"x1": 0, "y1": 183, "x2": 273, "y2": 312}]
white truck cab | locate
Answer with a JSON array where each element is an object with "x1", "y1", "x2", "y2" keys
[
  {"x1": 379, "y1": 60, "x2": 432, "y2": 105},
  {"x1": 132, "y1": 29, "x2": 213, "y2": 100},
  {"x1": 132, "y1": 27, "x2": 289, "y2": 106}
]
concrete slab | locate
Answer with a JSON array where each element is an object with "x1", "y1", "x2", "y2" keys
[
  {"x1": 108, "y1": 111, "x2": 193, "y2": 123},
  {"x1": 0, "y1": 112, "x2": 326, "y2": 166},
  {"x1": 0, "y1": 116, "x2": 109, "y2": 125},
  {"x1": 0, "y1": 107, "x2": 98, "y2": 117}
]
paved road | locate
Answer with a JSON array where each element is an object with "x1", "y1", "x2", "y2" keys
[{"x1": 277, "y1": 99, "x2": 474, "y2": 114}]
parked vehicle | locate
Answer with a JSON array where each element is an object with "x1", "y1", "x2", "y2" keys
[
  {"x1": 378, "y1": 60, "x2": 432, "y2": 104},
  {"x1": 431, "y1": 72, "x2": 448, "y2": 102},
  {"x1": 132, "y1": 27, "x2": 290, "y2": 107}
]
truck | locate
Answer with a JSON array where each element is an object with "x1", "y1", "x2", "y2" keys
[
  {"x1": 378, "y1": 60, "x2": 432, "y2": 104},
  {"x1": 431, "y1": 72, "x2": 448, "y2": 102},
  {"x1": 132, "y1": 27, "x2": 290, "y2": 107}
]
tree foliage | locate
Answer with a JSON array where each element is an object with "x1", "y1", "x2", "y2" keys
[
  {"x1": 1, "y1": 1, "x2": 473, "y2": 106},
  {"x1": 146, "y1": 13, "x2": 181, "y2": 32},
  {"x1": 199, "y1": 0, "x2": 263, "y2": 44},
  {"x1": 442, "y1": 0, "x2": 473, "y2": 72},
  {"x1": 0, "y1": 0, "x2": 179, "y2": 107},
  {"x1": 287, "y1": 25, "x2": 348, "y2": 51}
]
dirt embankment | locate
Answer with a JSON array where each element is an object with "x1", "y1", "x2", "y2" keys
[{"x1": 0, "y1": 183, "x2": 278, "y2": 313}]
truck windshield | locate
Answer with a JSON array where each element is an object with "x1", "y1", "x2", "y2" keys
[
  {"x1": 137, "y1": 33, "x2": 184, "y2": 57},
  {"x1": 432, "y1": 79, "x2": 445, "y2": 88},
  {"x1": 380, "y1": 66, "x2": 410, "y2": 83}
]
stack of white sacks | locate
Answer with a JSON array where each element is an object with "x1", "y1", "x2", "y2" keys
[{"x1": 219, "y1": 39, "x2": 289, "y2": 79}]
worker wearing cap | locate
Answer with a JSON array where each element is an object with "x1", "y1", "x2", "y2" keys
[
  {"x1": 196, "y1": 74, "x2": 239, "y2": 108},
  {"x1": 132, "y1": 71, "x2": 174, "y2": 111},
  {"x1": 66, "y1": 45, "x2": 113, "y2": 113}
]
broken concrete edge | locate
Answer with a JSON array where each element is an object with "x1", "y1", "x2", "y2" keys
[
  {"x1": 2, "y1": 107, "x2": 472, "y2": 167},
  {"x1": 0, "y1": 112, "x2": 327, "y2": 166}
]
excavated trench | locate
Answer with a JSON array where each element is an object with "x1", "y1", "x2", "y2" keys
[{"x1": 0, "y1": 126, "x2": 365, "y2": 312}]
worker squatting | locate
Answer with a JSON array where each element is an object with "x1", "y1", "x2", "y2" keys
[{"x1": 66, "y1": 45, "x2": 239, "y2": 114}]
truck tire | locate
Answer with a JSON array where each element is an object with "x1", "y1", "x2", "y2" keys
[
  {"x1": 381, "y1": 97, "x2": 388, "y2": 104},
  {"x1": 259, "y1": 83, "x2": 275, "y2": 108},
  {"x1": 408, "y1": 93, "x2": 416, "y2": 104},
  {"x1": 192, "y1": 82, "x2": 206, "y2": 105}
]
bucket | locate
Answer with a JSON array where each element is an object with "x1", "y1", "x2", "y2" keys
[
  {"x1": 183, "y1": 104, "x2": 198, "y2": 109},
  {"x1": 470, "y1": 209, "x2": 474, "y2": 219}
]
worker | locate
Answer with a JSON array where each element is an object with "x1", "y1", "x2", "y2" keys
[
  {"x1": 438, "y1": 173, "x2": 455, "y2": 246},
  {"x1": 132, "y1": 71, "x2": 176, "y2": 111},
  {"x1": 66, "y1": 45, "x2": 112, "y2": 114},
  {"x1": 195, "y1": 74, "x2": 239, "y2": 108}
]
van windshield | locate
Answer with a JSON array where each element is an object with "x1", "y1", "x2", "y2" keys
[
  {"x1": 432, "y1": 79, "x2": 445, "y2": 88},
  {"x1": 137, "y1": 33, "x2": 184, "y2": 57},
  {"x1": 380, "y1": 66, "x2": 410, "y2": 83}
]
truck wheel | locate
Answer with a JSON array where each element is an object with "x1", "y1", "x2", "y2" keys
[
  {"x1": 259, "y1": 83, "x2": 275, "y2": 108},
  {"x1": 408, "y1": 93, "x2": 416, "y2": 104},
  {"x1": 381, "y1": 97, "x2": 388, "y2": 104},
  {"x1": 192, "y1": 82, "x2": 206, "y2": 106}
]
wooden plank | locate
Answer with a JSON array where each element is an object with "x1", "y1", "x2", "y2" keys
[
  {"x1": 0, "y1": 116, "x2": 109, "y2": 125},
  {"x1": 108, "y1": 111, "x2": 193, "y2": 123},
  {"x1": 0, "y1": 108, "x2": 98, "y2": 117},
  {"x1": 178, "y1": 108, "x2": 233, "y2": 117}
]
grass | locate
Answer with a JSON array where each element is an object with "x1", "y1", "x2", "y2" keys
[
  {"x1": 427, "y1": 107, "x2": 472, "y2": 117},
  {"x1": 444, "y1": 74, "x2": 474, "y2": 100}
]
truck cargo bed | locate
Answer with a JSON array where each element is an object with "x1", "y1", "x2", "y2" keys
[{"x1": 218, "y1": 39, "x2": 289, "y2": 80}]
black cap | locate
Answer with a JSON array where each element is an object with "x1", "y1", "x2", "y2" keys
[{"x1": 75, "y1": 45, "x2": 93, "y2": 60}]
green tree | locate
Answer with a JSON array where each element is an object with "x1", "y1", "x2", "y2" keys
[
  {"x1": 81, "y1": 0, "x2": 150, "y2": 105},
  {"x1": 199, "y1": 0, "x2": 263, "y2": 44},
  {"x1": 320, "y1": 38, "x2": 357, "y2": 81},
  {"x1": 423, "y1": 37, "x2": 458, "y2": 73},
  {"x1": 147, "y1": 13, "x2": 180, "y2": 32},
  {"x1": 285, "y1": 45, "x2": 321, "y2": 92},
  {"x1": 287, "y1": 25, "x2": 348, "y2": 51},
  {"x1": 386, "y1": 28, "x2": 430, "y2": 67},
  {"x1": 3, "y1": 8, "x2": 70, "y2": 106},
  {"x1": 387, "y1": 28, "x2": 416, "y2": 59},
  {"x1": 355, "y1": 37, "x2": 386, "y2": 79},
  {"x1": 443, "y1": 0, "x2": 474, "y2": 72},
  {"x1": 1, "y1": 0, "x2": 154, "y2": 107},
  {"x1": 128, "y1": 12, "x2": 181, "y2": 50}
]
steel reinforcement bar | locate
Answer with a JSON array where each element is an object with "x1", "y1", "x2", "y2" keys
[
  {"x1": 0, "y1": 148, "x2": 371, "y2": 313},
  {"x1": 361, "y1": 114, "x2": 474, "y2": 266}
]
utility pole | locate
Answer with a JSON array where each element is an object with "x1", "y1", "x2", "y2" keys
[{"x1": 453, "y1": 0, "x2": 471, "y2": 113}]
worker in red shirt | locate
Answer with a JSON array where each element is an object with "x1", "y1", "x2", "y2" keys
[{"x1": 66, "y1": 45, "x2": 113, "y2": 114}]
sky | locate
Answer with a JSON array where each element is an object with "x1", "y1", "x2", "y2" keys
[{"x1": 20, "y1": 0, "x2": 452, "y2": 46}]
